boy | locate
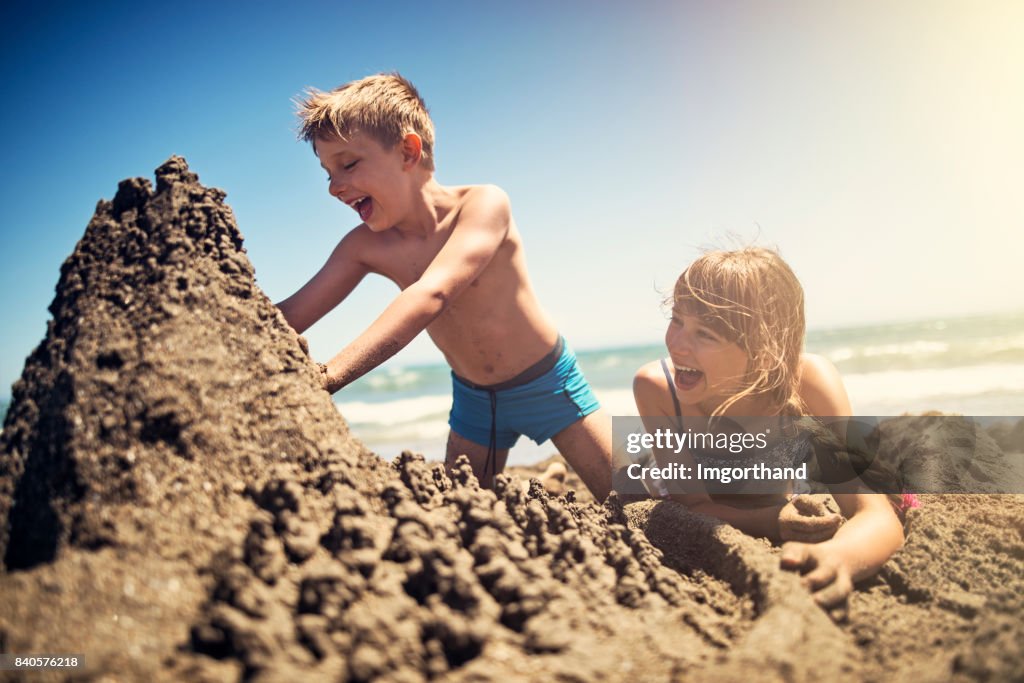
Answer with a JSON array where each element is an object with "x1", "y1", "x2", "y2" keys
[{"x1": 277, "y1": 73, "x2": 612, "y2": 500}]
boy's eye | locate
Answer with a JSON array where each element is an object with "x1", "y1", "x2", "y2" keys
[{"x1": 343, "y1": 160, "x2": 358, "y2": 171}]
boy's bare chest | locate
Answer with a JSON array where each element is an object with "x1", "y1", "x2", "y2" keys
[
  {"x1": 366, "y1": 223, "x2": 517, "y2": 293},
  {"x1": 369, "y1": 234, "x2": 448, "y2": 289}
]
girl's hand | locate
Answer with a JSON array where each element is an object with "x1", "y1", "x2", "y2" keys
[
  {"x1": 778, "y1": 494, "x2": 844, "y2": 543},
  {"x1": 779, "y1": 541, "x2": 854, "y2": 607}
]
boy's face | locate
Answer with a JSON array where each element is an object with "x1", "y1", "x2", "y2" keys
[{"x1": 316, "y1": 131, "x2": 410, "y2": 231}]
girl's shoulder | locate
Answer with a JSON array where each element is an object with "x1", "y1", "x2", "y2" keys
[
  {"x1": 797, "y1": 353, "x2": 852, "y2": 416},
  {"x1": 633, "y1": 358, "x2": 674, "y2": 412},
  {"x1": 633, "y1": 358, "x2": 669, "y2": 396},
  {"x1": 633, "y1": 358, "x2": 668, "y2": 386}
]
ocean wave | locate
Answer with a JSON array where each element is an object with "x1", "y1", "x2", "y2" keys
[
  {"x1": 335, "y1": 393, "x2": 451, "y2": 426},
  {"x1": 352, "y1": 419, "x2": 453, "y2": 445},
  {"x1": 595, "y1": 354, "x2": 624, "y2": 369},
  {"x1": 822, "y1": 336, "x2": 1024, "y2": 374},
  {"x1": 366, "y1": 372, "x2": 420, "y2": 389},
  {"x1": 845, "y1": 363, "x2": 1024, "y2": 414},
  {"x1": 976, "y1": 333, "x2": 1024, "y2": 355},
  {"x1": 364, "y1": 368, "x2": 425, "y2": 391},
  {"x1": 862, "y1": 341, "x2": 950, "y2": 358},
  {"x1": 825, "y1": 340, "x2": 952, "y2": 363}
]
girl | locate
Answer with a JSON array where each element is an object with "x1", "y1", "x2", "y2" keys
[{"x1": 632, "y1": 247, "x2": 904, "y2": 607}]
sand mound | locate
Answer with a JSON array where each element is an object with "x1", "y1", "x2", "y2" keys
[{"x1": 1, "y1": 159, "x2": 1020, "y2": 681}]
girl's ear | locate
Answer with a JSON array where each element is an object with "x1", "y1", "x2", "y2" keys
[{"x1": 400, "y1": 133, "x2": 423, "y2": 169}]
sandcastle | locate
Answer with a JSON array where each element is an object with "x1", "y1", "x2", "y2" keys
[{"x1": 1, "y1": 159, "x2": 1019, "y2": 681}]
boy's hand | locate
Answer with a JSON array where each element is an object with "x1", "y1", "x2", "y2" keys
[
  {"x1": 778, "y1": 494, "x2": 844, "y2": 543},
  {"x1": 780, "y1": 541, "x2": 854, "y2": 608},
  {"x1": 316, "y1": 362, "x2": 331, "y2": 392}
]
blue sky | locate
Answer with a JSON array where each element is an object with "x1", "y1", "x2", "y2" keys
[{"x1": 2, "y1": 1, "x2": 1022, "y2": 398}]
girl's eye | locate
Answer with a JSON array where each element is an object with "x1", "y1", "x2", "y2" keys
[{"x1": 698, "y1": 329, "x2": 717, "y2": 341}]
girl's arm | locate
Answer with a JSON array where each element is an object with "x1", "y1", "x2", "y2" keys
[
  {"x1": 780, "y1": 492, "x2": 904, "y2": 606},
  {"x1": 633, "y1": 363, "x2": 786, "y2": 541},
  {"x1": 783, "y1": 354, "x2": 904, "y2": 606}
]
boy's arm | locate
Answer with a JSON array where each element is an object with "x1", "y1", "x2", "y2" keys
[
  {"x1": 276, "y1": 230, "x2": 371, "y2": 334},
  {"x1": 321, "y1": 185, "x2": 511, "y2": 393}
]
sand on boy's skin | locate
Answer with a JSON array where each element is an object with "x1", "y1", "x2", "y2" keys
[{"x1": 0, "y1": 158, "x2": 1020, "y2": 681}]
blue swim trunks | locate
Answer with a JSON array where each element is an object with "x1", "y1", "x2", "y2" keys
[{"x1": 449, "y1": 336, "x2": 600, "y2": 454}]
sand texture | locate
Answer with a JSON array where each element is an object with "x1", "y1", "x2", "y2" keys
[{"x1": 1, "y1": 159, "x2": 1021, "y2": 682}]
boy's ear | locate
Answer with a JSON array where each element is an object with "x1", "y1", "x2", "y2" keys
[{"x1": 400, "y1": 133, "x2": 423, "y2": 169}]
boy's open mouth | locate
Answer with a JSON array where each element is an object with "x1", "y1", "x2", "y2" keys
[
  {"x1": 349, "y1": 196, "x2": 373, "y2": 222},
  {"x1": 674, "y1": 364, "x2": 704, "y2": 391}
]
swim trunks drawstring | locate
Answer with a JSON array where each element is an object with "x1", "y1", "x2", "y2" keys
[{"x1": 486, "y1": 390, "x2": 498, "y2": 487}]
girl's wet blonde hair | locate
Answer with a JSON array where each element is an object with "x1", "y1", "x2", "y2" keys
[
  {"x1": 674, "y1": 248, "x2": 906, "y2": 504},
  {"x1": 672, "y1": 247, "x2": 807, "y2": 417}
]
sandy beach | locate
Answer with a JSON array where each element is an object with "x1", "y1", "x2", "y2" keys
[{"x1": 1, "y1": 159, "x2": 1021, "y2": 682}]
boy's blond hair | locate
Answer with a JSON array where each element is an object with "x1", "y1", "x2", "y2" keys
[
  {"x1": 296, "y1": 73, "x2": 436, "y2": 171},
  {"x1": 671, "y1": 247, "x2": 807, "y2": 417}
]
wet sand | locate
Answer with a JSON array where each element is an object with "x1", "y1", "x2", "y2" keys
[{"x1": 1, "y1": 159, "x2": 1021, "y2": 681}]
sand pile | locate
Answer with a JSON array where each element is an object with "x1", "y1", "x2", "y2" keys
[{"x1": 1, "y1": 159, "x2": 1021, "y2": 682}]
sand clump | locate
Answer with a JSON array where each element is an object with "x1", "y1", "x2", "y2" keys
[{"x1": 1, "y1": 159, "x2": 1021, "y2": 681}]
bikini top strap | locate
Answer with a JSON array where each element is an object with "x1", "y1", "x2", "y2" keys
[{"x1": 659, "y1": 358, "x2": 685, "y2": 432}]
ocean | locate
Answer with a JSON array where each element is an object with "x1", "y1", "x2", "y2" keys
[
  {"x1": 2, "y1": 311, "x2": 1022, "y2": 466},
  {"x1": 332, "y1": 311, "x2": 1024, "y2": 465}
]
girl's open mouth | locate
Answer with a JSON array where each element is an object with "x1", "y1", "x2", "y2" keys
[{"x1": 674, "y1": 366, "x2": 704, "y2": 391}]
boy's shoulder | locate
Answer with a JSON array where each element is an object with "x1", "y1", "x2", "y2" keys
[
  {"x1": 464, "y1": 183, "x2": 509, "y2": 202},
  {"x1": 451, "y1": 183, "x2": 511, "y2": 220},
  {"x1": 437, "y1": 184, "x2": 513, "y2": 241}
]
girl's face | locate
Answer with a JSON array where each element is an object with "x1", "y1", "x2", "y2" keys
[{"x1": 665, "y1": 309, "x2": 750, "y2": 413}]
